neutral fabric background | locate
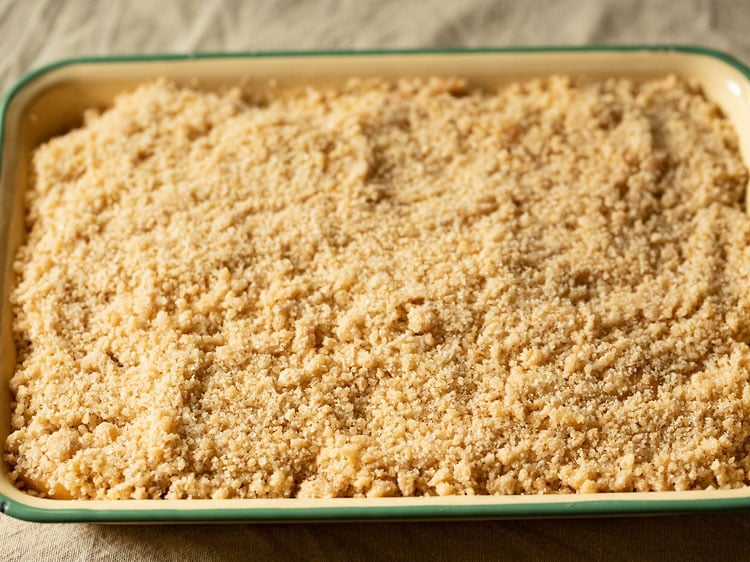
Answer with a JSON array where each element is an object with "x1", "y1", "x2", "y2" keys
[{"x1": 1, "y1": 0, "x2": 749, "y2": 560}]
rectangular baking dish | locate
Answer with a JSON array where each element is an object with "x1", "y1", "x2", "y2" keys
[{"x1": 1, "y1": 46, "x2": 750, "y2": 523}]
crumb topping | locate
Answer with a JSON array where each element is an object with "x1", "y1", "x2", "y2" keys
[{"x1": 5, "y1": 75, "x2": 750, "y2": 499}]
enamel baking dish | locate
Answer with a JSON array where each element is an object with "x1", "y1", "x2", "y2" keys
[{"x1": 1, "y1": 46, "x2": 750, "y2": 523}]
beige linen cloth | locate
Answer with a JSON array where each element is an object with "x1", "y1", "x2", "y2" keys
[{"x1": 1, "y1": 0, "x2": 750, "y2": 560}]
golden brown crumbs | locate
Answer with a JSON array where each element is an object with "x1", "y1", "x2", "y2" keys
[{"x1": 5, "y1": 75, "x2": 750, "y2": 499}]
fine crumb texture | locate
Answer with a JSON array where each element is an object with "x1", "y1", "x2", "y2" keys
[{"x1": 5, "y1": 75, "x2": 750, "y2": 500}]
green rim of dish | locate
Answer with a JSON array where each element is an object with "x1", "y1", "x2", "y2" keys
[{"x1": 1, "y1": 44, "x2": 750, "y2": 523}]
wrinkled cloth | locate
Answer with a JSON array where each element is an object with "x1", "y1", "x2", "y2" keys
[{"x1": 1, "y1": 0, "x2": 749, "y2": 560}]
